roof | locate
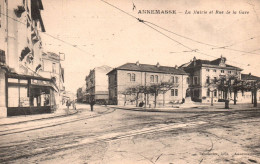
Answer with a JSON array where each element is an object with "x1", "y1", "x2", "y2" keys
[
  {"x1": 95, "y1": 65, "x2": 112, "y2": 73},
  {"x1": 181, "y1": 57, "x2": 242, "y2": 70},
  {"x1": 107, "y1": 63, "x2": 188, "y2": 75},
  {"x1": 241, "y1": 74, "x2": 260, "y2": 81}
]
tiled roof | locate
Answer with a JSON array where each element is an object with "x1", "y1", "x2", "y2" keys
[
  {"x1": 108, "y1": 63, "x2": 188, "y2": 75},
  {"x1": 182, "y1": 58, "x2": 242, "y2": 70},
  {"x1": 241, "y1": 74, "x2": 260, "y2": 81}
]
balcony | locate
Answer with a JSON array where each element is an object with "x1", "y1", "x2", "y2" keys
[
  {"x1": 14, "y1": 5, "x2": 26, "y2": 17},
  {"x1": 0, "y1": 50, "x2": 6, "y2": 65}
]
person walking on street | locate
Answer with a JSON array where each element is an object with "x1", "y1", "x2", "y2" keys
[
  {"x1": 72, "y1": 100, "x2": 77, "y2": 110},
  {"x1": 66, "y1": 100, "x2": 71, "y2": 115},
  {"x1": 90, "y1": 99, "x2": 95, "y2": 112},
  {"x1": 66, "y1": 100, "x2": 70, "y2": 109}
]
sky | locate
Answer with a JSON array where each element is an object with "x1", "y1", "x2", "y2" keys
[{"x1": 40, "y1": 0, "x2": 260, "y2": 93}]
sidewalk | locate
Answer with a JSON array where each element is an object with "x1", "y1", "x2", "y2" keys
[
  {"x1": 108, "y1": 103, "x2": 260, "y2": 113},
  {"x1": 0, "y1": 106, "x2": 78, "y2": 126}
]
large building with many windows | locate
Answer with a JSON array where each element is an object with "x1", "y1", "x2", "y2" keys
[
  {"x1": 180, "y1": 56, "x2": 243, "y2": 103},
  {"x1": 107, "y1": 62, "x2": 189, "y2": 106}
]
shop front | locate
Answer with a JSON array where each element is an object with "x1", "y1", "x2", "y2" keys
[{"x1": 6, "y1": 73, "x2": 57, "y2": 116}]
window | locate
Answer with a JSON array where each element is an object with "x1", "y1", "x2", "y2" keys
[
  {"x1": 155, "y1": 75, "x2": 158, "y2": 83},
  {"x1": 127, "y1": 73, "x2": 131, "y2": 81},
  {"x1": 171, "y1": 76, "x2": 174, "y2": 83},
  {"x1": 175, "y1": 77, "x2": 179, "y2": 83},
  {"x1": 214, "y1": 90, "x2": 217, "y2": 97},
  {"x1": 206, "y1": 69, "x2": 210, "y2": 72},
  {"x1": 213, "y1": 69, "x2": 216, "y2": 72},
  {"x1": 206, "y1": 76, "x2": 210, "y2": 84},
  {"x1": 186, "y1": 77, "x2": 190, "y2": 84},
  {"x1": 52, "y1": 63, "x2": 56, "y2": 73},
  {"x1": 131, "y1": 73, "x2": 135, "y2": 81},
  {"x1": 175, "y1": 89, "x2": 178, "y2": 96},
  {"x1": 221, "y1": 70, "x2": 224, "y2": 73},
  {"x1": 171, "y1": 89, "x2": 178, "y2": 96},
  {"x1": 171, "y1": 89, "x2": 174, "y2": 96},
  {"x1": 207, "y1": 89, "x2": 210, "y2": 97},
  {"x1": 127, "y1": 73, "x2": 135, "y2": 82},
  {"x1": 150, "y1": 75, "x2": 154, "y2": 82},
  {"x1": 193, "y1": 76, "x2": 198, "y2": 85},
  {"x1": 228, "y1": 71, "x2": 231, "y2": 74},
  {"x1": 214, "y1": 77, "x2": 217, "y2": 84}
]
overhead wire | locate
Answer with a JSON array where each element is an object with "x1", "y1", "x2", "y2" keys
[
  {"x1": 0, "y1": 12, "x2": 96, "y2": 57},
  {"x1": 99, "y1": 0, "x2": 254, "y2": 66},
  {"x1": 145, "y1": 21, "x2": 260, "y2": 55}
]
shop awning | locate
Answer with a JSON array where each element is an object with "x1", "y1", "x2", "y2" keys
[{"x1": 7, "y1": 73, "x2": 59, "y2": 92}]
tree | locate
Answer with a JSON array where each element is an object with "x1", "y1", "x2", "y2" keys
[
  {"x1": 215, "y1": 75, "x2": 238, "y2": 109},
  {"x1": 160, "y1": 82, "x2": 178, "y2": 106},
  {"x1": 120, "y1": 88, "x2": 132, "y2": 106}
]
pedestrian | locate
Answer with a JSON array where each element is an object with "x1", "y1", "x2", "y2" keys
[
  {"x1": 90, "y1": 99, "x2": 95, "y2": 112},
  {"x1": 72, "y1": 100, "x2": 77, "y2": 110},
  {"x1": 66, "y1": 100, "x2": 70, "y2": 109}
]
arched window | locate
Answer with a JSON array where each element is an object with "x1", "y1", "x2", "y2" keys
[
  {"x1": 127, "y1": 73, "x2": 131, "y2": 81},
  {"x1": 171, "y1": 76, "x2": 174, "y2": 83},
  {"x1": 150, "y1": 75, "x2": 154, "y2": 82},
  {"x1": 155, "y1": 75, "x2": 158, "y2": 83},
  {"x1": 175, "y1": 76, "x2": 179, "y2": 83}
]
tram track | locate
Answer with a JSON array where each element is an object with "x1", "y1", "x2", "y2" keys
[{"x1": 0, "y1": 107, "x2": 116, "y2": 136}]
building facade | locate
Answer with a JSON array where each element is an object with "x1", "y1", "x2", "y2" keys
[
  {"x1": 180, "y1": 56, "x2": 243, "y2": 103},
  {"x1": 85, "y1": 65, "x2": 112, "y2": 104},
  {"x1": 0, "y1": 0, "x2": 57, "y2": 117},
  {"x1": 38, "y1": 52, "x2": 65, "y2": 109},
  {"x1": 107, "y1": 62, "x2": 189, "y2": 106}
]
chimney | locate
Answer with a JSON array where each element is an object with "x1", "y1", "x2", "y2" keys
[
  {"x1": 175, "y1": 65, "x2": 178, "y2": 69},
  {"x1": 193, "y1": 56, "x2": 196, "y2": 66},
  {"x1": 156, "y1": 62, "x2": 160, "y2": 67},
  {"x1": 136, "y1": 61, "x2": 140, "y2": 66}
]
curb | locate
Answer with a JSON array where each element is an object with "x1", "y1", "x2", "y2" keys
[
  {"x1": 0, "y1": 109, "x2": 78, "y2": 126},
  {"x1": 108, "y1": 106, "x2": 260, "y2": 113}
]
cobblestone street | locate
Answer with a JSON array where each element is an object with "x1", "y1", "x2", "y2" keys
[{"x1": 0, "y1": 103, "x2": 259, "y2": 164}]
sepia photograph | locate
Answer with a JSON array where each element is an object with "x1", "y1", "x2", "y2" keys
[{"x1": 0, "y1": 0, "x2": 260, "y2": 163}]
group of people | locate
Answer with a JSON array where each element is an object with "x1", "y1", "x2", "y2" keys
[
  {"x1": 66, "y1": 100, "x2": 77, "y2": 110},
  {"x1": 65, "y1": 99, "x2": 96, "y2": 112}
]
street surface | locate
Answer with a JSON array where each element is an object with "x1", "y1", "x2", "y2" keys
[{"x1": 0, "y1": 103, "x2": 260, "y2": 164}]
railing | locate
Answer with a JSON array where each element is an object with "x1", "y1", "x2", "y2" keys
[{"x1": 0, "y1": 50, "x2": 6, "y2": 64}]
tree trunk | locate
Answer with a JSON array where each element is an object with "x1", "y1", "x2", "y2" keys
[
  {"x1": 211, "y1": 92, "x2": 213, "y2": 106},
  {"x1": 124, "y1": 95, "x2": 126, "y2": 106},
  {"x1": 251, "y1": 91, "x2": 254, "y2": 104},
  {"x1": 147, "y1": 94, "x2": 150, "y2": 108},
  {"x1": 144, "y1": 93, "x2": 147, "y2": 108},
  {"x1": 224, "y1": 91, "x2": 229, "y2": 109},
  {"x1": 234, "y1": 91, "x2": 237, "y2": 105},
  {"x1": 163, "y1": 92, "x2": 165, "y2": 106},
  {"x1": 154, "y1": 93, "x2": 157, "y2": 108},
  {"x1": 136, "y1": 93, "x2": 139, "y2": 107},
  {"x1": 254, "y1": 88, "x2": 257, "y2": 107}
]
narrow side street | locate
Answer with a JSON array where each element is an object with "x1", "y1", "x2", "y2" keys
[{"x1": 0, "y1": 103, "x2": 259, "y2": 164}]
